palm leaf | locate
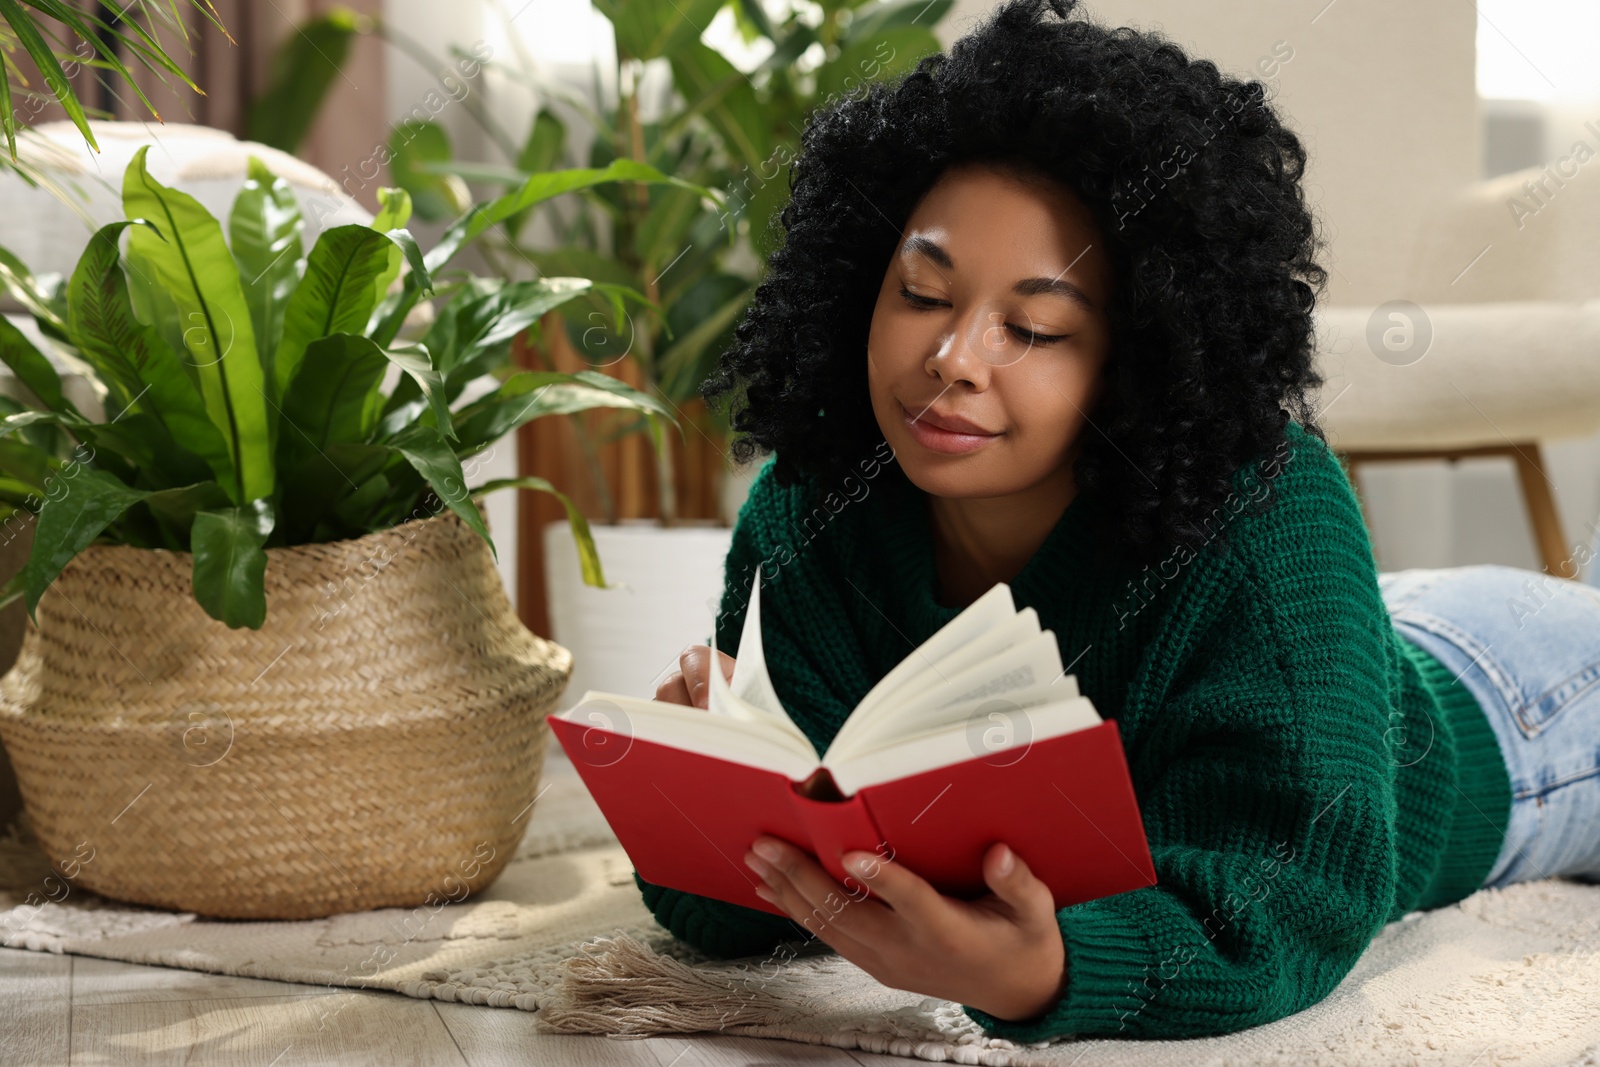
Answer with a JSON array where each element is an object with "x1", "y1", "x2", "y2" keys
[
  {"x1": 361, "y1": 188, "x2": 414, "y2": 329},
  {"x1": 0, "y1": 315, "x2": 80, "y2": 417},
  {"x1": 276, "y1": 441, "x2": 391, "y2": 544},
  {"x1": 383, "y1": 423, "x2": 493, "y2": 557},
  {"x1": 244, "y1": 9, "x2": 360, "y2": 154},
  {"x1": 375, "y1": 277, "x2": 642, "y2": 440},
  {"x1": 448, "y1": 369, "x2": 675, "y2": 456},
  {"x1": 388, "y1": 120, "x2": 469, "y2": 221},
  {"x1": 1, "y1": 0, "x2": 223, "y2": 162},
  {"x1": 138, "y1": 478, "x2": 231, "y2": 536},
  {"x1": 425, "y1": 159, "x2": 725, "y2": 274},
  {"x1": 0, "y1": 241, "x2": 70, "y2": 340},
  {"x1": 668, "y1": 43, "x2": 770, "y2": 170},
  {"x1": 0, "y1": 0, "x2": 97, "y2": 152},
  {"x1": 371, "y1": 186, "x2": 412, "y2": 232},
  {"x1": 275, "y1": 333, "x2": 390, "y2": 481},
  {"x1": 18, "y1": 467, "x2": 220, "y2": 623},
  {"x1": 381, "y1": 342, "x2": 454, "y2": 442},
  {"x1": 593, "y1": 0, "x2": 725, "y2": 61}
]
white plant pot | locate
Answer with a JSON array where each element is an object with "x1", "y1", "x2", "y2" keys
[{"x1": 543, "y1": 521, "x2": 734, "y2": 711}]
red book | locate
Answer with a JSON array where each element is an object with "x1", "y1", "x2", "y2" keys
[{"x1": 549, "y1": 577, "x2": 1155, "y2": 919}]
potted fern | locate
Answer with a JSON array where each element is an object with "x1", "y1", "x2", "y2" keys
[{"x1": 0, "y1": 147, "x2": 698, "y2": 920}]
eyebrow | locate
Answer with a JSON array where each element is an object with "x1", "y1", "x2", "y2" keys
[{"x1": 901, "y1": 234, "x2": 1098, "y2": 312}]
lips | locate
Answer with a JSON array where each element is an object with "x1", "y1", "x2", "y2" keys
[
  {"x1": 897, "y1": 399, "x2": 1003, "y2": 456},
  {"x1": 902, "y1": 401, "x2": 998, "y2": 436}
]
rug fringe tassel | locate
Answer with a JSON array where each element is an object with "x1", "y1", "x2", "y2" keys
[{"x1": 536, "y1": 929, "x2": 797, "y2": 1037}]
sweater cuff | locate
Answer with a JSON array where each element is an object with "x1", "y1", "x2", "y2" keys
[
  {"x1": 1403, "y1": 645, "x2": 1514, "y2": 907},
  {"x1": 961, "y1": 889, "x2": 1156, "y2": 1043}
]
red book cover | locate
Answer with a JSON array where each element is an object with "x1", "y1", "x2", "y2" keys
[{"x1": 548, "y1": 711, "x2": 1156, "y2": 918}]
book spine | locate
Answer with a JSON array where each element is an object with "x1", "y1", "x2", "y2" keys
[{"x1": 786, "y1": 783, "x2": 889, "y2": 898}]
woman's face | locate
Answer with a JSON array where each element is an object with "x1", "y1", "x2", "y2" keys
[{"x1": 866, "y1": 162, "x2": 1115, "y2": 501}]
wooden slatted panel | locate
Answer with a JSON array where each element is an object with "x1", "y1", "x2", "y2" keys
[{"x1": 515, "y1": 314, "x2": 730, "y2": 637}]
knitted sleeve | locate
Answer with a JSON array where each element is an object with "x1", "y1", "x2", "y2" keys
[
  {"x1": 962, "y1": 438, "x2": 1402, "y2": 1040},
  {"x1": 631, "y1": 869, "x2": 802, "y2": 959}
]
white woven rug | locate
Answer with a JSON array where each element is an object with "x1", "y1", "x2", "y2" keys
[{"x1": 3, "y1": 748, "x2": 1599, "y2": 1067}]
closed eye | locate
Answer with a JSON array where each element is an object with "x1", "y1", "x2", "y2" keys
[
  {"x1": 898, "y1": 286, "x2": 945, "y2": 311},
  {"x1": 897, "y1": 286, "x2": 1071, "y2": 344}
]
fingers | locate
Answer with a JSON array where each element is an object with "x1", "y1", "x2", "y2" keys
[
  {"x1": 746, "y1": 836, "x2": 894, "y2": 949},
  {"x1": 677, "y1": 645, "x2": 736, "y2": 709},
  {"x1": 652, "y1": 645, "x2": 736, "y2": 708},
  {"x1": 838, "y1": 846, "x2": 950, "y2": 929},
  {"x1": 653, "y1": 669, "x2": 693, "y2": 706}
]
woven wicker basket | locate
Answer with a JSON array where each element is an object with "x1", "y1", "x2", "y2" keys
[{"x1": 0, "y1": 509, "x2": 573, "y2": 919}]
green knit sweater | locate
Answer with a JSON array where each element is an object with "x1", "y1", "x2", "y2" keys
[{"x1": 633, "y1": 419, "x2": 1513, "y2": 1042}]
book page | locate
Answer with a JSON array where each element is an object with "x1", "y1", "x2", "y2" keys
[
  {"x1": 725, "y1": 569, "x2": 788, "y2": 717},
  {"x1": 828, "y1": 582, "x2": 1018, "y2": 756},
  {"x1": 826, "y1": 628, "x2": 1077, "y2": 762},
  {"x1": 877, "y1": 607, "x2": 1042, "y2": 712},
  {"x1": 708, "y1": 573, "x2": 815, "y2": 754},
  {"x1": 558, "y1": 692, "x2": 820, "y2": 780},
  {"x1": 823, "y1": 696, "x2": 1104, "y2": 796}
]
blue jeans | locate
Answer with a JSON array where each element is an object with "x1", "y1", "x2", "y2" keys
[{"x1": 1379, "y1": 564, "x2": 1600, "y2": 888}]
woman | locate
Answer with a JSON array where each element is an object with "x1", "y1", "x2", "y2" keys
[{"x1": 641, "y1": 0, "x2": 1600, "y2": 1042}]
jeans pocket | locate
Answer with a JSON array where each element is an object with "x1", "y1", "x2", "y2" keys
[
  {"x1": 1527, "y1": 662, "x2": 1600, "y2": 734},
  {"x1": 1388, "y1": 565, "x2": 1600, "y2": 741},
  {"x1": 1390, "y1": 609, "x2": 1547, "y2": 739}
]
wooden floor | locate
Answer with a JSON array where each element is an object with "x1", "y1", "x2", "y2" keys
[{"x1": 0, "y1": 946, "x2": 913, "y2": 1066}]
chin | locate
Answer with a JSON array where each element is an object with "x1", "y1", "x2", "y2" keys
[{"x1": 891, "y1": 440, "x2": 1023, "y2": 500}]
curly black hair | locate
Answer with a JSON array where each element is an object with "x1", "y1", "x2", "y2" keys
[{"x1": 700, "y1": 0, "x2": 1330, "y2": 571}]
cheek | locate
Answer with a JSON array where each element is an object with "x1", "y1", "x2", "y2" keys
[
  {"x1": 866, "y1": 303, "x2": 889, "y2": 384},
  {"x1": 999, "y1": 355, "x2": 1100, "y2": 448},
  {"x1": 866, "y1": 312, "x2": 900, "y2": 435},
  {"x1": 868, "y1": 301, "x2": 924, "y2": 372},
  {"x1": 866, "y1": 303, "x2": 932, "y2": 411}
]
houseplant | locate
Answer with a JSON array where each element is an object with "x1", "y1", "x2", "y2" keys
[
  {"x1": 0, "y1": 147, "x2": 696, "y2": 626},
  {"x1": 0, "y1": 148, "x2": 705, "y2": 918},
  {"x1": 241, "y1": 5, "x2": 955, "y2": 664},
  {"x1": 248, "y1": 0, "x2": 954, "y2": 697},
  {"x1": 481, "y1": 0, "x2": 953, "y2": 696},
  {"x1": 257, "y1": 0, "x2": 952, "y2": 521}
]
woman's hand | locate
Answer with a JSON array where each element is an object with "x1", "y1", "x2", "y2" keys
[
  {"x1": 655, "y1": 644, "x2": 736, "y2": 709},
  {"x1": 743, "y1": 836, "x2": 1068, "y2": 1023}
]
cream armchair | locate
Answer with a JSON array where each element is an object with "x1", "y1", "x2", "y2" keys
[{"x1": 1311, "y1": 159, "x2": 1600, "y2": 577}]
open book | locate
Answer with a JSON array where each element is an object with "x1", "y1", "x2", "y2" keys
[{"x1": 548, "y1": 574, "x2": 1155, "y2": 917}]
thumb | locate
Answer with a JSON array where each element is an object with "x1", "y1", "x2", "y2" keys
[{"x1": 984, "y1": 843, "x2": 1049, "y2": 912}]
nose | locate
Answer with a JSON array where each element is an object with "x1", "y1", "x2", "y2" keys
[{"x1": 925, "y1": 307, "x2": 1003, "y2": 388}]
